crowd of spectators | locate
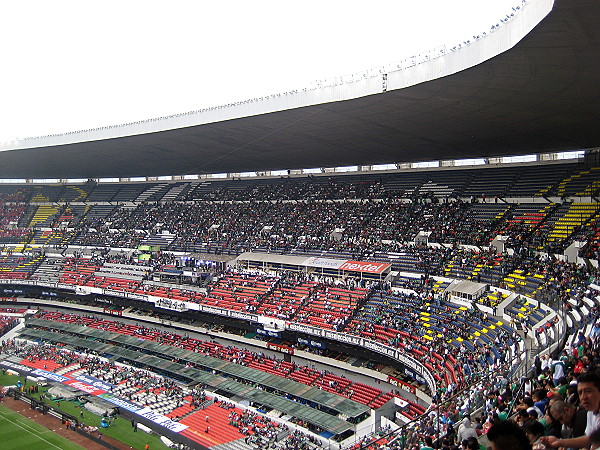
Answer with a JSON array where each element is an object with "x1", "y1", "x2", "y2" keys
[
  {"x1": 343, "y1": 327, "x2": 600, "y2": 450},
  {"x1": 1, "y1": 185, "x2": 598, "y2": 255},
  {"x1": 346, "y1": 281, "x2": 600, "y2": 450},
  {"x1": 4, "y1": 238, "x2": 599, "y2": 396},
  {"x1": 1, "y1": 242, "x2": 598, "y2": 393},
  {"x1": 1, "y1": 175, "x2": 600, "y2": 448},
  {"x1": 0, "y1": 188, "x2": 30, "y2": 203},
  {"x1": 346, "y1": 283, "x2": 517, "y2": 390},
  {"x1": 19, "y1": 289, "x2": 594, "y2": 450},
  {"x1": 1, "y1": 338, "x2": 331, "y2": 449},
  {"x1": 578, "y1": 219, "x2": 600, "y2": 260},
  {"x1": 180, "y1": 178, "x2": 387, "y2": 202},
  {"x1": 220, "y1": 403, "x2": 288, "y2": 444},
  {"x1": 2, "y1": 260, "x2": 599, "y2": 449},
  {"x1": 8, "y1": 251, "x2": 600, "y2": 448},
  {"x1": 0, "y1": 203, "x2": 29, "y2": 241},
  {"x1": 2, "y1": 339, "x2": 194, "y2": 412},
  {"x1": 0, "y1": 314, "x2": 19, "y2": 337}
]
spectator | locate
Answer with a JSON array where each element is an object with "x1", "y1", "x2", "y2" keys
[
  {"x1": 549, "y1": 400, "x2": 588, "y2": 441},
  {"x1": 421, "y1": 436, "x2": 434, "y2": 450},
  {"x1": 522, "y1": 419, "x2": 545, "y2": 450},
  {"x1": 457, "y1": 415, "x2": 478, "y2": 443},
  {"x1": 487, "y1": 420, "x2": 532, "y2": 450}
]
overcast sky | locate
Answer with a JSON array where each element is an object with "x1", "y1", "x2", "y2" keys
[{"x1": 0, "y1": 0, "x2": 519, "y2": 143}]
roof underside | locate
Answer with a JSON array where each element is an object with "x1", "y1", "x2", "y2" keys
[{"x1": 1, "y1": 0, "x2": 599, "y2": 179}]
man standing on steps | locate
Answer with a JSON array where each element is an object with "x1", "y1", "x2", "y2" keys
[
  {"x1": 457, "y1": 415, "x2": 478, "y2": 444},
  {"x1": 551, "y1": 354, "x2": 566, "y2": 386}
]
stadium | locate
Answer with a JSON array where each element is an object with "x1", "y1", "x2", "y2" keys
[{"x1": 0, "y1": 0, "x2": 599, "y2": 449}]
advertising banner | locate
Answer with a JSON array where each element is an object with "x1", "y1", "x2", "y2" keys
[
  {"x1": 338, "y1": 261, "x2": 391, "y2": 274},
  {"x1": 302, "y1": 257, "x2": 346, "y2": 270}
]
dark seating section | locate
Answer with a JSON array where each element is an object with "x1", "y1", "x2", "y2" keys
[
  {"x1": 33, "y1": 310, "x2": 418, "y2": 416},
  {"x1": 28, "y1": 229, "x2": 74, "y2": 247},
  {"x1": 176, "y1": 163, "x2": 595, "y2": 201},
  {"x1": 0, "y1": 163, "x2": 590, "y2": 205},
  {"x1": 555, "y1": 167, "x2": 600, "y2": 197},
  {"x1": 505, "y1": 164, "x2": 575, "y2": 197},
  {"x1": 461, "y1": 167, "x2": 520, "y2": 198},
  {"x1": 467, "y1": 203, "x2": 512, "y2": 222},
  {"x1": 111, "y1": 183, "x2": 150, "y2": 202},
  {"x1": 85, "y1": 184, "x2": 122, "y2": 202},
  {"x1": 28, "y1": 184, "x2": 92, "y2": 202},
  {"x1": 80, "y1": 205, "x2": 117, "y2": 222}
]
